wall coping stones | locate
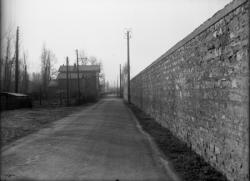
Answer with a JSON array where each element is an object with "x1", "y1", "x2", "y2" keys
[{"x1": 132, "y1": 0, "x2": 248, "y2": 80}]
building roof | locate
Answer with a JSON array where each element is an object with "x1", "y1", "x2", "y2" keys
[{"x1": 58, "y1": 65, "x2": 100, "y2": 73}]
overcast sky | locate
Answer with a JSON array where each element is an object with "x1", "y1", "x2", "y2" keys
[{"x1": 2, "y1": 0, "x2": 231, "y2": 85}]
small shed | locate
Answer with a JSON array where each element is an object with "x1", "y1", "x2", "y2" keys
[{"x1": 0, "y1": 92, "x2": 32, "y2": 110}]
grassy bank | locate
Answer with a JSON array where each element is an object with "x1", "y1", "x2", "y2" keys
[
  {"x1": 128, "y1": 103, "x2": 228, "y2": 181},
  {"x1": 1, "y1": 104, "x2": 90, "y2": 146}
]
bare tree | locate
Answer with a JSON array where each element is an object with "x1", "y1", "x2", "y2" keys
[
  {"x1": 4, "y1": 37, "x2": 12, "y2": 91},
  {"x1": 19, "y1": 52, "x2": 29, "y2": 93},
  {"x1": 89, "y1": 57, "x2": 105, "y2": 94},
  {"x1": 41, "y1": 45, "x2": 50, "y2": 98},
  {"x1": 88, "y1": 56, "x2": 98, "y2": 65},
  {"x1": 0, "y1": 27, "x2": 14, "y2": 91},
  {"x1": 49, "y1": 51, "x2": 58, "y2": 79},
  {"x1": 79, "y1": 50, "x2": 88, "y2": 65},
  {"x1": 2, "y1": 32, "x2": 15, "y2": 92},
  {"x1": 40, "y1": 44, "x2": 57, "y2": 98}
]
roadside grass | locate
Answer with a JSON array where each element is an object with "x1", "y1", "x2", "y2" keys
[
  {"x1": 0, "y1": 104, "x2": 91, "y2": 147},
  {"x1": 128, "y1": 103, "x2": 228, "y2": 181}
]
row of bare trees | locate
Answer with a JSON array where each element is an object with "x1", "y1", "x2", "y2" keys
[
  {"x1": 27, "y1": 45, "x2": 57, "y2": 103},
  {"x1": 0, "y1": 27, "x2": 57, "y2": 99},
  {"x1": 1, "y1": 27, "x2": 105, "y2": 105},
  {"x1": 0, "y1": 27, "x2": 29, "y2": 93},
  {"x1": 39, "y1": 45, "x2": 57, "y2": 98}
]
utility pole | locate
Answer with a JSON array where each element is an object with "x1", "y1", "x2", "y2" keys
[
  {"x1": 117, "y1": 77, "x2": 118, "y2": 97},
  {"x1": 119, "y1": 64, "x2": 122, "y2": 97},
  {"x1": 24, "y1": 64, "x2": 27, "y2": 93},
  {"x1": 15, "y1": 26, "x2": 19, "y2": 93},
  {"x1": 76, "y1": 49, "x2": 80, "y2": 104},
  {"x1": 23, "y1": 53, "x2": 27, "y2": 93},
  {"x1": 0, "y1": 58, "x2": 1, "y2": 92},
  {"x1": 66, "y1": 57, "x2": 69, "y2": 106},
  {"x1": 126, "y1": 30, "x2": 131, "y2": 103},
  {"x1": 39, "y1": 84, "x2": 42, "y2": 105}
]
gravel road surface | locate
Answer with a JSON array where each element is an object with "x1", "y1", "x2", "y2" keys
[{"x1": 1, "y1": 97, "x2": 179, "y2": 181}]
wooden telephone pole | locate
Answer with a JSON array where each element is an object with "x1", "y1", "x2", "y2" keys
[
  {"x1": 76, "y1": 49, "x2": 80, "y2": 104},
  {"x1": 23, "y1": 54, "x2": 27, "y2": 93},
  {"x1": 66, "y1": 57, "x2": 69, "y2": 106},
  {"x1": 126, "y1": 30, "x2": 131, "y2": 103},
  {"x1": 15, "y1": 26, "x2": 19, "y2": 93},
  {"x1": 120, "y1": 64, "x2": 122, "y2": 97},
  {"x1": 117, "y1": 77, "x2": 119, "y2": 96}
]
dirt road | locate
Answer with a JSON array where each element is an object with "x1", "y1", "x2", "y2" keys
[{"x1": 1, "y1": 97, "x2": 179, "y2": 181}]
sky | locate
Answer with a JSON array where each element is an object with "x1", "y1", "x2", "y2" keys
[{"x1": 2, "y1": 0, "x2": 231, "y2": 85}]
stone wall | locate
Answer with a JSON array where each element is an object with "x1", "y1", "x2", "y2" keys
[{"x1": 130, "y1": 0, "x2": 249, "y2": 180}]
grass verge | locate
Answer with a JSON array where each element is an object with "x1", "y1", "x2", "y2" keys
[
  {"x1": 1, "y1": 104, "x2": 91, "y2": 147},
  {"x1": 128, "y1": 103, "x2": 228, "y2": 181}
]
